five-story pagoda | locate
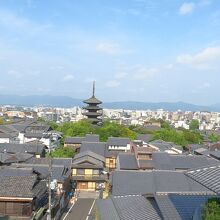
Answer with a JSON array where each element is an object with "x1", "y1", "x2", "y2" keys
[{"x1": 83, "y1": 82, "x2": 102, "y2": 125}]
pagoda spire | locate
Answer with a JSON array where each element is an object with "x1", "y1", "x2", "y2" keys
[{"x1": 93, "y1": 81, "x2": 95, "y2": 97}]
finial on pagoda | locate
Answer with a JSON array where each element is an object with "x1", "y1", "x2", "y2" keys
[{"x1": 93, "y1": 81, "x2": 95, "y2": 97}]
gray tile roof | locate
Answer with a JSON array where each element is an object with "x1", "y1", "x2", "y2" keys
[
  {"x1": 136, "y1": 134, "x2": 153, "y2": 143},
  {"x1": 0, "y1": 174, "x2": 46, "y2": 198},
  {"x1": 25, "y1": 157, "x2": 72, "y2": 168},
  {"x1": 111, "y1": 170, "x2": 214, "y2": 196},
  {"x1": 65, "y1": 137, "x2": 85, "y2": 144},
  {"x1": 85, "y1": 134, "x2": 100, "y2": 142},
  {"x1": 65, "y1": 134, "x2": 100, "y2": 144},
  {"x1": 104, "y1": 145, "x2": 124, "y2": 158},
  {"x1": 186, "y1": 165, "x2": 220, "y2": 194},
  {"x1": 11, "y1": 163, "x2": 70, "y2": 182},
  {"x1": 112, "y1": 195, "x2": 161, "y2": 220},
  {"x1": 210, "y1": 150, "x2": 220, "y2": 160},
  {"x1": 139, "y1": 160, "x2": 155, "y2": 169},
  {"x1": 96, "y1": 195, "x2": 161, "y2": 220},
  {"x1": 72, "y1": 151, "x2": 105, "y2": 168},
  {"x1": 0, "y1": 125, "x2": 18, "y2": 138},
  {"x1": 24, "y1": 132, "x2": 49, "y2": 138},
  {"x1": 73, "y1": 150, "x2": 105, "y2": 162},
  {"x1": 194, "y1": 147, "x2": 210, "y2": 155},
  {"x1": 152, "y1": 152, "x2": 220, "y2": 170},
  {"x1": 107, "y1": 137, "x2": 130, "y2": 146},
  {"x1": 155, "y1": 195, "x2": 182, "y2": 220},
  {"x1": 0, "y1": 132, "x2": 14, "y2": 138},
  {"x1": 117, "y1": 153, "x2": 138, "y2": 170},
  {"x1": 80, "y1": 141, "x2": 106, "y2": 157},
  {"x1": 96, "y1": 198, "x2": 120, "y2": 220},
  {"x1": 0, "y1": 152, "x2": 33, "y2": 164},
  {"x1": 149, "y1": 140, "x2": 181, "y2": 152},
  {"x1": 187, "y1": 144, "x2": 203, "y2": 151},
  {"x1": 0, "y1": 143, "x2": 45, "y2": 154},
  {"x1": 0, "y1": 166, "x2": 34, "y2": 177}
]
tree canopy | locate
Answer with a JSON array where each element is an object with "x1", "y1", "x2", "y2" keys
[
  {"x1": 152, "y1": 128, "x2": 203, "y2": 146},
  {"x1": 49, "y1": 146, "x2": 75, "y2": 158},
  {"x1": 96, "y1": 121, "x2": 136, "y2": 142},
  {"x1": 56, "y1": 120, "x2": 95, "y2": 137},
  {"x1": 202, "y1": 198, "x2": 220, "y2": 220},
  {"x1": 189, "y1": 119, "x2": 200, "y2": 130},
  {"x1": 54, "y1": 120, "x2": 136, "y2": 142},
  {"x1": 208, "y1": 133, "x2": 220, "y2": 143},
  {"x1": 50, "y1": 119, "x2": 203, "y2": 147}
]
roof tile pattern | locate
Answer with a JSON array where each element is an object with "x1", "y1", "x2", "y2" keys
[
  {"x1": 112, "y1": 195, "x2": 161, "y2": 220},
  {"x1": 112, "y1": 170, "x2": 214, "y2": 196},
  {"x1": 186, "y1": 165, "x2": 220, "y2": 194},
  {"x1": 0, "y1": 175, "x2": 38, "y2": 198}
]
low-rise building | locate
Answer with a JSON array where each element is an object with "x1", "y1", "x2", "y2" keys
[{"x1": 72, "y1": 151, "x2": 107, "y2": 191}]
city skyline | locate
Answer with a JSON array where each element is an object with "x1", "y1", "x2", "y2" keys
[{"x1": 0, "y1": 0, "x2": 220, "y2": 105}]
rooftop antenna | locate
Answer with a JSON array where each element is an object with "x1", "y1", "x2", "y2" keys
[{"x1": 92, "y1": 81, "x2": 95, "y2": 97}]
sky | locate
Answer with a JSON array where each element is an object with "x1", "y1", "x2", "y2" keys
[{"x1": 0, "y1": 0, "x2": 220, "y2": 105}]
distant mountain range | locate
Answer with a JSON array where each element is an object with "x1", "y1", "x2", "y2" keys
[{"x1": 0, "y1": 94, "x2": 220, "y2": 111}]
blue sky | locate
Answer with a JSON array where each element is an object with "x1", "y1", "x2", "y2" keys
[{"x1": 0, "y1": 0, "x2": 220, "y2": 105}]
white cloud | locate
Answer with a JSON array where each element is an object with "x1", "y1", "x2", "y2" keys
[
  {"x1": 179, "y1": 1, "x2": 211, "y2": 16},
  {"x1": 177, "y1": 47, "x2": 220, "y2": 69},
  {"x1": 179, "y1": 2, "x2": 195, "y2": 15},
  {"x1": 133, "y1": 67, "x2": 158, "y2": 80},
  {"x1": 96, "y1": 41, "x2": 132, "y2": 55},
  {"x1": 96, "y1": 42, "x2": 122, "y2": 55},
  {"x1": 0, "y1": 9, "x2": 52, "y2": 34},
  {"x1": 105, "y1": 80, "x2": 120, "y2": 88},
  {"x1": 62, "y1": 74, "x2": 75, "y2": 82}
]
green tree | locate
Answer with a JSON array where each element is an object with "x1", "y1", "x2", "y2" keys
[
  {"x1": 37, "y1": 117, "x2": 46, "y2": 123},
  {"x1": 157, "y1": 119, "x2": 171, "y2": 129},
  {"x1": 96, "y1": 121, "x2": 136, "y2": 142},
  {"x1": 56, "y1": 120, "x2": 95, "y2": 137},
  {"x1": 129, "y1": 125, "x2": 155, "y2": 134},
  {"x1": 0, "y1": 117, "x2": 4, "y2": 125},
  {"x1": 49, "y1": 121, "x2": 59, "y2": 130},
  {"x1": 151, "y1": 128, "x2": 203, "y2": 146},
  {"x1": 189, "y1": 119, "x2": 199, "y2": 130},
  {"x1": 202, "y1": 198, "x2": 220, "y2": 220},
  {"x1": 49, "y1": 147, "x2": 75, "y2": 158},
  {"x1": 208, "y1": 133, "x2": 220, "y2": 143},
  {"x1": 183, "y1": 129, "x2": 203, "y2": 144}
]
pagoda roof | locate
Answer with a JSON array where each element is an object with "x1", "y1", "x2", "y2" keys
[
  {"x1": 83, "y1": 112, "x2": 102, "y2": 117},
  {"x1": 83, "y1": 105, "x2": 102, "y2": 110},
  {"x1": 83, "y1": 96, "x2": 102, "y2": 104}
]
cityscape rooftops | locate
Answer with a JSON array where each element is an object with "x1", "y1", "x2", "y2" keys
[
  {"x1": 107, "y1": 137, "x2": 130, "y2": 146},
  {"x1": 111, "y1": 170, "x2": 215, "y2": 196},
  {"x1": 96, "y1": 195, "x2": 162, "y2": 220}
]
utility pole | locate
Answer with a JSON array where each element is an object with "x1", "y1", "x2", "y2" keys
[{"x1": 47, "y1": 133, "x2": 52, "y2": 220}]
